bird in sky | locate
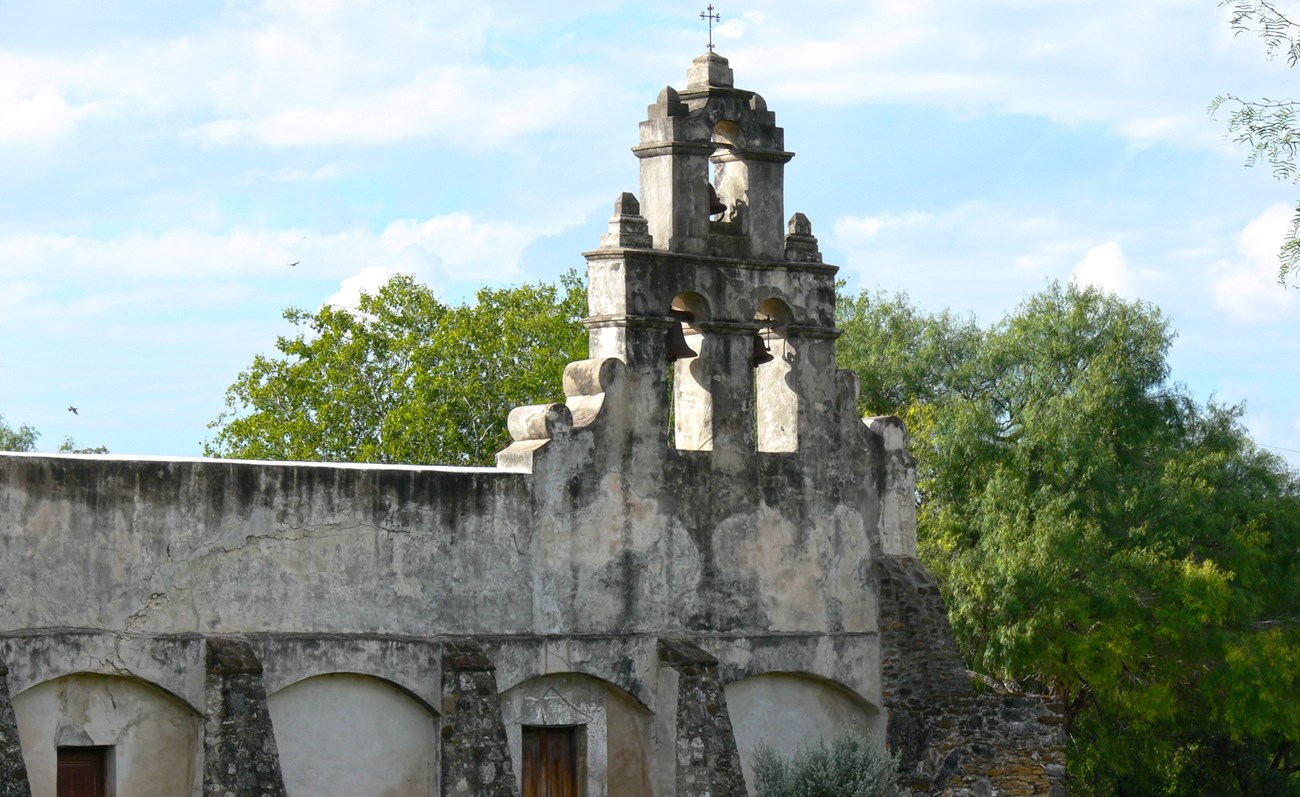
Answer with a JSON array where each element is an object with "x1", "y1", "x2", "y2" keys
[
  {"x1": 67, "y1": 406, "x2": 78, "y2": 415},
  {"x1": 288, "y1": 261, "x2": 299, "y2": 267}
]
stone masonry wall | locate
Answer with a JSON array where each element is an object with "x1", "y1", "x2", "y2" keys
[
  {"x1": 441, "y1": 640, "x2": 519, "y2": 797},
  {"x1": 0, "y1": 662, "x2": 30, "y2": 797},
  {"x1": 658, "y1": 639, "x2": 748, "y2": 797},
  {"x1": 879, "y1": 556, "x2": 1065, "y2": 796},
  {"x1": 203, "y1": 637, "x2": 287, "y2": 797}
]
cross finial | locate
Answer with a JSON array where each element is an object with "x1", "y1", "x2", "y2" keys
[{"x1": 700, "y1": 5, "x2": 721, "y2": 52}]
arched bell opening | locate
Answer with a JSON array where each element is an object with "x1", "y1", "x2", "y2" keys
[
  {"x1": 754, "y1": 298, "x2": 798, "y2": 452},
  {"x1": 710, "y1": 120, "x2": 749, "y2": 235},
  {"x1": 668, "y1": 292, "x2": 713, "y2": 451}
]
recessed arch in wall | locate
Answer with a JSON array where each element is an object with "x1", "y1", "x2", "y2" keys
[
  {"x1": 12, "y1": 673, "x2": 201, "y2": 797},
  {"x1": 500, "y1": 672, "x2": 653, "y2": 797},
  {"x1": 267, "y1": 673, "x2": 438, "y2": 797},
  {"x1": 725, "y1": 671, "x2": 882, "y2": 794}
]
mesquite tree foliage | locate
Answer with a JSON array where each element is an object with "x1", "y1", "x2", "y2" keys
[
  {"x1": 839, "y1": 283, "x2": 1299, "y2": 794},
  {"x1": 1212, "y1": 0, "x2": 1300, "y2": 284}
]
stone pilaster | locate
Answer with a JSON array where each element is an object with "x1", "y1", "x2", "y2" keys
[
  {"x1": 440, "y1": 640, "x2": 518, "y2": 797},
  {"x1": 0, "y1": 662, "x2": 31, "y2": 797},
  {"x1": 203, "y1": 637, "x2": 287, "y2": 797},
  {"x1": 657, "y1": 638, "x2": 747, "y2": 797}
]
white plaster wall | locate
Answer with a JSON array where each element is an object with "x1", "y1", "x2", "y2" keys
[
  {"x1": 501, "y1": 673, "x2": 652, "y2": 797},
  {"x1": 267, "y1": 674, "x2": 437, "y2": 797},
  {"x1": 12, "y1": 674, "x2": 200, "y2": 797},
  {"x1": 725, "y1": 673, "x2": 879, "y2": 795}
]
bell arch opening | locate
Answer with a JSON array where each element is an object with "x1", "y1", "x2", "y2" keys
[
  {"x1": 710, "y1": 120, "x2": 748, "y2": 235},
  {"x1": 669, "y1": 292, "x2": 713, "y2": 451},
  {"x1": 754, "y1": 298, "x2": 798, "y2": 452}
]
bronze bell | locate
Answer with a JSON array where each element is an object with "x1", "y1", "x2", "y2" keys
[
  {"x1": 666, "y1": 323, "x2": 698, "y2": 361},
  {"x1": 752, "y1": 333, "x2": 775, "y2": 366},
  {"x1": 707, "y1": 182, "x2": 727, "y2": 217}
]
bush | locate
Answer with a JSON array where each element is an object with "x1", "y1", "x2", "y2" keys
[{"x1": 752, "y1": 731, "x2": 903, "y2": 797}]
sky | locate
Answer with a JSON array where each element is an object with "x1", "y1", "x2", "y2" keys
[{"x1": 1, "y1": 0, "x2": 1298, "y2": 469}]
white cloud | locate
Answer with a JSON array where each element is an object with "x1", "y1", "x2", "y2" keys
[
  {"x1": 324, "y1": 265, "x2": 401, "y2": 310},
  {"x1": 833, "y1": 211, "x2": 931, "y2": 242},
  {"x1": 711, "y1": 0, "x2": 1280, "y2": 150},
  {"x1": 1211, "y1": 204, "x2": 1299, "y2": 323},
  {"x1": 1072, "y1": 242, "x2": 1131, "y2": 296},
  {"x1": 0, "y1": 209, "x2": 569, "y2": 336},
  {"x1": 0, "y1": 53, "x2": 99, "y2": 143},
  {"x1": 189, "y1": 64, "x2": 606, "y2": 150}
]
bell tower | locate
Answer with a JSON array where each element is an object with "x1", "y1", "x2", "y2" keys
[
  {"x1": 634, "y1": 52, "x2": 792, "y2": 259},
  {"x1": 584, "y1": 52, "x2": 852, "y2": 466}
]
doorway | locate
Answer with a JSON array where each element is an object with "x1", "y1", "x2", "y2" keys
[
  {"x1": 57, "y1": 746, "x2": 109, "y2": 797},
  {"x1": 521, "y1": 726, "x2": 579, "y2": 797}
]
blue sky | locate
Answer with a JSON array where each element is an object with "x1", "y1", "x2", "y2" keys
[{"x1": 1, "y1": 0, "x2": 1298, "y2": 468}]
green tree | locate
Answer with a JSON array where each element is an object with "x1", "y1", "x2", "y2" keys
[
  {"x1": 838, "y1": 283, "x2": 1300, "y2": 794},
  {"x1": 1212, "y1": 0, "x2": 1300, "y2": 284},
  {"x1": 0, "y1": 413, "x2": 39, "y2": 452},
  {"x1": 58, "y1": 437, "x2": 110, "y2": 455},
  {"x1": 205, "y1": 271, "x2": 588, "y2": 466},
  {"x1": 752, "y1": 732, "x2": 903, "y2": 797}
]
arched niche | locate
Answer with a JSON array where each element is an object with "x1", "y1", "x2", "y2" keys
[
  {"x1": 724, "y1": 672, "x2": 882, "y2": 794},
  {"x1": 13, "y1": 673, "x2": 200, "y2": 797},
  {"x1": 670, "y1": 292, "x2": 713, "y2": 452},
  {"x1": 267, "y1": 673, "x2": 438, "y2": 797},
  {"x1": 500, "y1": 672, "x2": 653, "y2": 797},
  {"x1": 755, "y1": 298, "x2": 798, "y2": 452}
]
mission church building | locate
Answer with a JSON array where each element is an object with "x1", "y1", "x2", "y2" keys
[{"x1": 0, "y1": 52, "x2": 1064, "y2": 797}]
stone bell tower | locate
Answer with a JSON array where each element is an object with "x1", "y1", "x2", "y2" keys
[{"x1": 585, "y1": 51, "x2": 849, "y2": 466}]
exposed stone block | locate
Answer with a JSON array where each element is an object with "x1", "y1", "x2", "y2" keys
[
  {"x1": 203, "y1": 637, "x2": 287, "y2": 797},
  {"x1": 440, "y1": 640, "x2": 519, "y2": 797},
  {"x1": 658, "y1": 639, "x2": 747, "y2": 797},
  {"x1": 0, "y1": 662, "x2": 31, "y2": 797}
]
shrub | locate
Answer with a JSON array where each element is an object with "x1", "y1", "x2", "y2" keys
[{"x1": 752, "y1": 730, "x2": 903, "y2": 797}]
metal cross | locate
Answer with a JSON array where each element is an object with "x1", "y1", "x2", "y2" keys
[{"x1": 700, "y1": 5, "x2": 721, "y2": 52}]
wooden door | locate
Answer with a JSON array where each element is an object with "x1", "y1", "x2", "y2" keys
[
  {"x1": 57, "y1": 747, "x2": 107, "y2": 797},
  {"x1": 521, "y1": 726, "x2": 578, "y2": 797}
]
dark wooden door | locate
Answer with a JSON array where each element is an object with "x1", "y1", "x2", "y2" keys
[
  {"x1": 521, "y1": 726, "x2": 578, "y2": 797},
  {"x1": 57, "y1": 747, "x2": 107, "y2": 797}
]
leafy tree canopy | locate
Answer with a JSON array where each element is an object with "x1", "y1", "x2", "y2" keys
[
  {"x1": 839, "y1": 283, "x2": 1299, "y2": 795},
  {"x1": 0, "y1": 415, "x2": 105, "y2": 454},
  {"x1": 205, "y1": 271, "x2": 588, "y2": 467},
  {"x1": 1212, "y1": 0, "x2": 1300, "y2": 284},
  {"x1": 0, "y1": 414, "x2": 38, "y2": 452}
]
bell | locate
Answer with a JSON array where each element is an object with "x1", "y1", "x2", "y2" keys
[
  {"x1": 752, "y1": 333, "x2": 775, "y2": 366},
  {"x1": 707, "y1": 182, "x2": 727, "y2": 217},
  {"x1": 666, "y1": 324, "x2": 698, "y2": 362}
]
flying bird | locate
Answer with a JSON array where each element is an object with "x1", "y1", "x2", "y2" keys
[
  {"x1": 67, "y1": 406, "x2": 78, "y2": 415},
  {"x1": 289, "y1": 261, "x2": 300, "y2": 267}
]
